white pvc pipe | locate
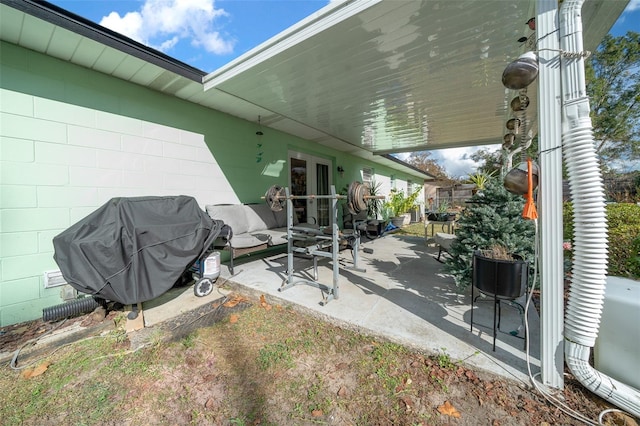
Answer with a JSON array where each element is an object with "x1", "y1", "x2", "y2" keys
[{"x1": 560, "y1": 0, "x2": 640, "y2": 418}]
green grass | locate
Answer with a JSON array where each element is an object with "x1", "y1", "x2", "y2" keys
[
  {"x1": 395, "y1": 221, "x2": 426, "y2": 237},
  {"x1": 0, "y1": 296, "x2": 607, "y2": 425}
]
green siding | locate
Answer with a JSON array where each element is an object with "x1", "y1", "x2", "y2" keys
[
  {"x1": 0, "y1": 40, "x2": 426, "y2": 326},
  {"x1": 0, "y1": 232, "x2": 38, "y2": 258}
]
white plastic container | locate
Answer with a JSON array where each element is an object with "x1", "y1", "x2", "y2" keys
[
  {"x1": 202, "y1": 251, "x2": 221, "y2": 280},
  {"x1": 594, "y1": 276, "x2": 640, "y2": 391}
]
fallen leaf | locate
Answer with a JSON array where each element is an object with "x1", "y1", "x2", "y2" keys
[
  {"x1": 21, "y1": 361, "x2": 51, "y2": 379},
  {"x1": 205, "y1": 398, "x2": 216, "y2": 409},
  {"x1": 229, "y1": 314, "x2": 239, "y2": 324},
  {"x1": 401, "y1": 397, "x2": 413, "y2": 413},
  {"x1": 337, "y1": 386, "x2": 347, "y2": 397},
  {"x1": 437, "y1": 400, "x2": 461, "y2": 418},
  {"x1": 311, "y1": 409, "x2": 323, "y2": 417},
  {"x1": 259, "y1": 295, "x2": 272, "y2": 310},
  {"x1": 223, "y1": 295, "x2": 247, "y2": 308},
  {"x1": 522, "y1": 398, "x2": 537, "y2": 413}
]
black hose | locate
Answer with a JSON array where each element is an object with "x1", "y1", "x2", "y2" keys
[{"x1": 42, "y1": 297, "x2": 102, "y2": 322}]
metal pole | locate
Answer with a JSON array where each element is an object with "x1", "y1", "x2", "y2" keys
[
  {"x1": 331, "y1": 185, "x2": 339, "y2": 300},
  {"x1": 286, "y1": 187, "x2": 294, "y2": 287}
]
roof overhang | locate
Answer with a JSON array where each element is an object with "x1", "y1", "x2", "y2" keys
[
  {"x1": 1, "y1": 0, "x2": 627, "y2": 177},
  {"x1": 203, "y1": 0, "x2": 626, "y2": 154}
]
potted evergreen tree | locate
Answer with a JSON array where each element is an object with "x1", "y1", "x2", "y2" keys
[{"x1": 444, "y1": 178, "x2": 535, "y2": 293}]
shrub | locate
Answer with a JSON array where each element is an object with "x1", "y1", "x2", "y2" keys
[{"x1": 563, "y1": 202, "x2": 640, "y2": 279}]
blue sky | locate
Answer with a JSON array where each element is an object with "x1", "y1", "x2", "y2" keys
[
  {"x1": 51, "y1": 0, "x2": 639, "y2": 73},
  {"x1": 51, "y1": 0, "x2": 334, "y2": 72},
  {"x1": 50, "y1": 0, "x2": 639, "y2": 177}
]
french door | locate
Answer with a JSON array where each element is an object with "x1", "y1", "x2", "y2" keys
[{"x1": 289, "y1": 152, "x2": 332, "y2": 227}]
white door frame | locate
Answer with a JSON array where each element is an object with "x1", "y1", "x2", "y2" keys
[{"x1": 288, "y1": 151, "x2": 333, "y2": 226}]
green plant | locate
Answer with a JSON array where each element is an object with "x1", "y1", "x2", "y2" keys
[
  {"x1": 436, "y1": 348, "x2": 455, "y2": 370},
  {"x1": 437, "y1": 199, "x2": 450, "y2": 214},
  {"x1": 468, "y1": 170, "x2": 496, "y2": 191},
  {"x1": 257, "y1": 342, "x2": 294, "y2": 370},
  {"x1": 564, "y1": 201, "x2": 640, "y2": 279},
  {"x1": 384, "y1": 189, "x2": 421, "y2": 217},
  {"x1": 366, "y1": 179, "x2": 384, "y2": 219},
  {"x1": 181, "y1": 332, "x2": 197, "y2": 348},
  {"x1": 444, "y1": 179, "x2": 535, "y2": 292},
  {"x1": 562, "y1": 203, "x2": 640, "y2": 279}
]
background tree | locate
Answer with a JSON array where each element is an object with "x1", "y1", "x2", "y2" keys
[
  {"x1": 404, "y1": 151, "x2": 450, "y2": 179},
  {"x1": 586, "y1": 31, "x2": 640, "y2": 171},
  {"x1": 469, "y1": 148, "x2": 503, "y2": 177}
]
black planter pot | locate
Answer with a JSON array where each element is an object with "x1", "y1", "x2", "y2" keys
[
  {"x1": 472, "y1": 251, "x2": 528, "y2": 299},
  {"x1": 470, "y1": 250, "x2": 529, "y2": 351}
]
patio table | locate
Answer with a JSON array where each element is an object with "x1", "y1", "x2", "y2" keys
[{"x1": 425, "y1": 220, "x2": 455, "y2": 237}]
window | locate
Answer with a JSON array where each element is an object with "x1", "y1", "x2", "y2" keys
[{"x1": 362, "y1": 167, "x2": 373, "y2": 185}]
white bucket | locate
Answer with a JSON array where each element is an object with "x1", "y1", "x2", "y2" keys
[{"x1": 202, "y1": 251, "x2": 221, "y2": 280}]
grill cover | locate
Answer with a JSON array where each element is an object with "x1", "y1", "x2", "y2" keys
[{"x1": 53, "y1": 196, "x2": 222, "y2": 305}]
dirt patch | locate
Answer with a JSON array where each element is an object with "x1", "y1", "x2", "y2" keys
[{"x1": 0, "y1": 292, "x2": 636, "y2": 426}]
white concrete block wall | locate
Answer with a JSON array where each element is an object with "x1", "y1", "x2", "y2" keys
[{"x1": 0, "y1": 88, "x2": 239, "y2": 325}]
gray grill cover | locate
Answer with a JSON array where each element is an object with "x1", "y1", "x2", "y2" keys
[{"x1": 53, "y1": 196, "x2": 222, "y2": 305}]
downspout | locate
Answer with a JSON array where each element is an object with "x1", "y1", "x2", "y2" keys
[{"x1": 560, "y1": 0, "x2": 640, "y2": 417}]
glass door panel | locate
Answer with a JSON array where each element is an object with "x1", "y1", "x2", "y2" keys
[
  {"x1": 290, "y1": 157, "x2": 308, "y2": 224},
  {"x1": 316, "y1": 163, "x2": 330, "y2": 227}
]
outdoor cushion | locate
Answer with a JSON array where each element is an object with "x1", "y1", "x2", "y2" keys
[
  {"x1": 273, "y1": 207, "x2": 299, "y2": 227},
  {"x1": 435, "y1": 232, "x2": 456, "y2": 251},
  {"x1": 258, "y1": 228, "x2": 289, "y2": 246},
  {"x1": 228, "y1": 233, "x2": 268, "y2": 249},
  {"x1": 245, "y1": 204, "x2": 278, "y2": 232},
  {"x1": 206, "y1": 204, "x2": 249, "y2": 235}
]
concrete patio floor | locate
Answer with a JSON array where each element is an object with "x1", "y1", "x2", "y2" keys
[{"x1": 143, "y1": 232, "x2": 541, "y2": 387}]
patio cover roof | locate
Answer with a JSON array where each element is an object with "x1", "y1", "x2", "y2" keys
[
  {"x1": 202, "y1": 0, "x2": 626, "y2": 156},
  {"x1": 0, "y1": 0, "x2": 627, "y2": 168}
]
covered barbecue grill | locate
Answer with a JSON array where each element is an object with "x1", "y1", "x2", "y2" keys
[{"x1": 53, "y1": 196, "x2": 225, "y2": 305}]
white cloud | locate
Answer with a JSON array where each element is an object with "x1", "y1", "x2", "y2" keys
[
  {"x1": 99, "y1": 0, "x2": 235, "y2": 55},
  {"x1": 397, "y1": 145, "x2": 500, "y2": 179},
  {"x1": 625, "y1": 0, "x2": 640, "y2": 11},
  {"x1": 430, "y1": 147, "x2": 492, "y2": 179}
]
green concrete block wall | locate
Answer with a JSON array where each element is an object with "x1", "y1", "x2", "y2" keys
[{"x1": 0, "y1": 40, "x2": 426, "y2": 327}]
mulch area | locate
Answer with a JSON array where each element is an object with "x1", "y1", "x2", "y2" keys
[{"x1": 0, "y1": 307, "x2": 117, "y2": 357}]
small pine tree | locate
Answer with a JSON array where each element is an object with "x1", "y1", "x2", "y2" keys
[{"x1": 444, "y1": 178, "x2": 536, "y2": 292}]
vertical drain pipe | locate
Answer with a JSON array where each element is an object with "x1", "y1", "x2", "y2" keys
[{"x1": 560, "y1": 0, "x2": 640, "y2": 417}]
